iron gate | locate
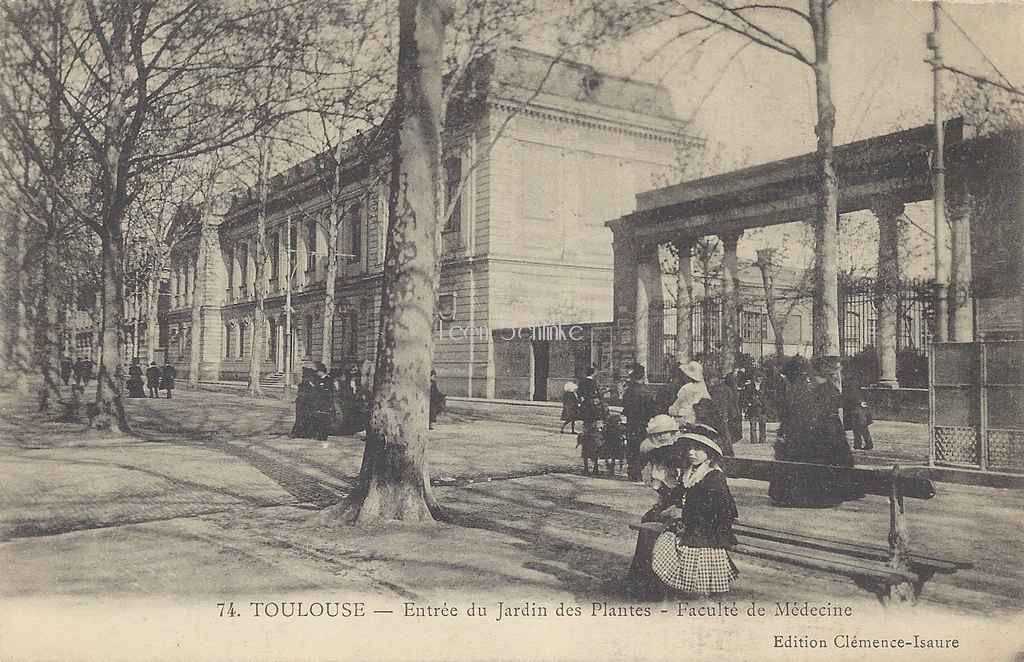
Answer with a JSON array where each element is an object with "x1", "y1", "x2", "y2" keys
[{"x1": 930, "y1": 341, "x2": 1024, "y2": 473}]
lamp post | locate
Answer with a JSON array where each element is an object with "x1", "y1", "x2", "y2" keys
[{"x1": 928, "y1": 0, "x2": 949, "y2": 342}]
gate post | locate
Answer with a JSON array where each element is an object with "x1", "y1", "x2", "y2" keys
[{"x1": 979, "y1": 342, "x2": 988, "y2": 472}]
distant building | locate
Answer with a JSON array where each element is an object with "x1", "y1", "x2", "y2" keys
[{"x1": 164, "y1": 48, "x2": 693, "y2": 399}]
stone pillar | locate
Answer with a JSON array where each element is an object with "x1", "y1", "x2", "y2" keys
[
  {"x1": 719, "y1": 231, "x2": 743, "y2": 375},
  {"x1": 949, "y1": 192, "x2": 975, "y2": 341},
  {"x1": 635, "y1": 242, "x2": 663, "y2": 375},
  {"x1": 674, "y1": 238, "x2": 694, "y2": 366},
  {"x1": 871, "y1": 196, "x2": 903, "y2": 387},
  {"x1": 611, "y1": 226, "x2": 639, "y2": 372}
]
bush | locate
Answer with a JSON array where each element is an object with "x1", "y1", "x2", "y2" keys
[
  {"x1": 842, "y1": 347, "x2": 880, "y2": 386},
  {"x1": 896, "y1": 350, "x2": 929, "y2": 388}
]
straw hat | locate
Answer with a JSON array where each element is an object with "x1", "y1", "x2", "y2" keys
[
  {"x1": 679, "y1": 426, "x2": 724, "y2": 458},
  {"x1": 645, "y1": 414, "x2": 679, "y2": 436},
  {"x1": 680, "y1": 360, "x2": 704, "y2": 382},
  {"x1": 563, "y1": 381, "x2": 578, "y2": 393}
]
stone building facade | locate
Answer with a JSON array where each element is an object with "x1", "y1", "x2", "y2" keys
[{"x1": 164, "y1": 48, "x2": 691, "y2": 398}]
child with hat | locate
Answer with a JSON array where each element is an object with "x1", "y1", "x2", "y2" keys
[{"x1": 649, "y1": 425, "x2": 740, "y2": 596}]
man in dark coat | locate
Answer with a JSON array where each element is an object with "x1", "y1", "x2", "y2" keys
[
  {"x1": 312, "y1": 362, "x2": 334, "y2": 440},
  {"x1": 842, "y1": 380, "x2": 874, "y2": 450},
  {"x1": 146, "y1": 362, "x2": 161, "y2": 398},
  {"x1": 744, "y1": 369, "x2": 769, "y2": 444},
  {"x1": 577, "y1": 365, "x2": 598, "y2": 403},
  {"x1": 621, "y1": 364, "x2": 654, "y2": 480},
  {"x1": 160, "y1": 362, "x2": 176, "y2": 399},
  {"x1": 291, "y1": 367, "x2": 317, "y2": 438}
]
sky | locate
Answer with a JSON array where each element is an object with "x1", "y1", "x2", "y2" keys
[
  {"x1": 568, "y1": 0, "x2": 1024, "y2": 274},
  {"x1": 605, "y1": 0, "x2": 1024, "y2": 166}
]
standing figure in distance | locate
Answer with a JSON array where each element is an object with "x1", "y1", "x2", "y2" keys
[
  {"x1": 744, "y1": 369, "x2": 769, "y2": 444},
  {"x1": 842, "y1": 377, "x2": 874, "y2": 450},
  {"x1": 160, "y1": 361, "x2": 176, "y2": 399},
  {"x1": 146, "y1": 361, "x2": 161, "y2": 398},
  {"x1": 560, "y1": 381, "x2": 580, "y2": 434},
  {"x1": 429, "y1": 369, "x2": 446, "y2": 430}
]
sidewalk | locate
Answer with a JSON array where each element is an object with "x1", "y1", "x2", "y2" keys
[{"x1": 2, "y1": 387, "x2": 1023, "y2": 660}]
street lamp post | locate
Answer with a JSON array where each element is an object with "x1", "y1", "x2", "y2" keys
[{"x1": 928, "y1": 0, "x2": 950, "y2": 343}]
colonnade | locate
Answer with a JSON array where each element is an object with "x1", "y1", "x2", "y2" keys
[{"x1": 616, "y1": 191, "x2": 974, "y2": 387}]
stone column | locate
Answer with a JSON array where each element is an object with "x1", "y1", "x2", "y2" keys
[
  {"x1": 871, "y1": 196, "x2": 903, "y2": 387},
  {"x1": 611, "y1": 225, "x2": 639, "y2": 372},
  {"x1": 674, "y1": 238, "x2": 694, "y2": 366},
  {"x1": 719, "y1": 230, "x2": 743, "y2": 375},
  {"x1": 949, "y1": 192, "x2": 975, "y2": 341},
  {"x1": 635, "y1": 242, "x2": 663, "y2": 375}
]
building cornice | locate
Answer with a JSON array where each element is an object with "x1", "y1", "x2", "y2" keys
[{"x1": 489, "y1": 99, "x2": 693, "y2": 146}]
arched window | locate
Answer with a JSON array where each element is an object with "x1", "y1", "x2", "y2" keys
[
  {"x1": 225, "y1": 322, "x2": 234, "y2": 358},
  {"x1": 239, "y1": 321, "x2": 248, "y2": 358},
  {"x1": 304, "y1": 314, "x2": 314, "y2": 358}
]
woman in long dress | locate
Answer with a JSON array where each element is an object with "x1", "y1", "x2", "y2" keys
[
  {"x1": 668, "y1": 360, "x2": 710, "y2": 429},
  {"x1": 649, "y1": 427, "x2": 740, "y2": 595}
]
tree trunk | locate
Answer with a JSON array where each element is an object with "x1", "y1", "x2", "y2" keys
[
  {"x1": 247, "y1": 136, "x2": 272, "y2": 397},
  {"x1": 2, "y1": 206, "x2": 34, "y2": 393},
  {"x1": 93, "y1": 232, "x2": 130, "y2": 431},
  {"x1": 35, "y1": 243, "x2": 63, "y2": 412},
  {"x1": 326, "y1": 0, "x2": 454, "y2": 526},
  {"x1": 809, "y1": 0, "x2": 840, "y2": 360},
  {"x1": 755, "y1": 250, "x2": 787, "y2": 358},
  {"x1": 320, "y1": 141, "x2": 345, "y2": 367},
  {"x1": 146, "y1": 268, "x2": 159, "y2": 364},
  {"x1": 91, "y1": 2, "x2": 131, "y2": 432}
]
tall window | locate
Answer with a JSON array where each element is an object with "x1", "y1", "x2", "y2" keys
[
  {"x1": 225, "y1": 323, "x2": 234, "y2": 357},
  {"x1": 268, "y1": 319, "x2": 278, "y2": 359},
  {"x1": 443, "y1": 157, "x2": 462, "y2": 233},
  {"x1": 350, "y1": 203, "x2": 362, "y2": 261},
  {"x1": 269, "y1": 231, "x2": 280, "y2": 281},
  {"x1": 306, "y1": 221, "x2": 317, "y2": 272},
  {"x1": 226, "y1": 247, "x2": 234, "y2": 294},
  {"x1": 288, "y1": 224, "x2": 297, "y2": 279},
  {"x1": 305, "y1": 314, "x2": 314, "y2": 358},
  {"x1": 239, "y1": 243, "x2": 249, "y2": 295},
  {"x1": 239, "y1": 322, "x2": 247, "y2": 358}
]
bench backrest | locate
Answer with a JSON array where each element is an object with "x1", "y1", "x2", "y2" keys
[{"x1": 722, "y1": 457, "x2": 935, "y2": 500}]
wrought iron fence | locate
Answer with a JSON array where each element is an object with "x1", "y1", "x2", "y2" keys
[{"x1": 645, "y1": 278, "x2": 935, "y2": 381}]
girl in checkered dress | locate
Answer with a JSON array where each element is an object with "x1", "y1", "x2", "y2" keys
[{"x1": 650, "y1": 427, "x2": 739, "y2": 595}]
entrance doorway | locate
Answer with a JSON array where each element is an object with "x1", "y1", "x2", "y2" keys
[{"x1": 532, "y1": 340, "x2": 549, "y2": 401}]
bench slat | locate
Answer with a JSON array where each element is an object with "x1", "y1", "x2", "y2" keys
[
  {"x1": 732, "y1": 541, "x2": 918, "y2": 585},
  {"x1": 733, "y1": 523, "x2": 972, "y2": 573},
  {"x1": 722, "y1": 457, "x2": 936, "y2": 499}
]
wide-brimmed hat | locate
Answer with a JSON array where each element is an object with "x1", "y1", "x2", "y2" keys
[
  {"x1": 679, "y1": 425, "x2": 724, "y2": 457},
  {"x1": 563, "y1": 381, "x2": 578, "y2": 393},
  {"x1": 646, "y1": 414, "x2": 679, "y2": 436},
  {"x1": 680, "y1": 360, "x2": 704, "y2": 382}
]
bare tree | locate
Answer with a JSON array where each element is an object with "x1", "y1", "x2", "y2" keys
[{"x1": 623, "y1": 0, "x2": 841, "y2": 361}]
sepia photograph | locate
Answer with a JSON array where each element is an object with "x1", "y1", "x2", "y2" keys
[{"x1": 0, "y1": 0, "x2": 1022, "y2": 659}]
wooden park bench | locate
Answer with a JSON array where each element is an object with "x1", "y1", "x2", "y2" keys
[{"x1": 629, "y1": 458, "x2": 973, "y2": 605}]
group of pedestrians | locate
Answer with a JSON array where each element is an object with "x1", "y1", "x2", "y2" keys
[
  {"x1": 59, "y1": 355, "x2": 176, "y2": 398},
  {"x1": 125, "y1": 359, "x2": 176, "y2": 398},
  {"x1": 290, "y1": 364, "x2": 445, "y2": 440}
]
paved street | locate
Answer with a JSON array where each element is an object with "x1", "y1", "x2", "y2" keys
[{"x1": 1, "y1": 387, "x2": 1023, "y2": 660}]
